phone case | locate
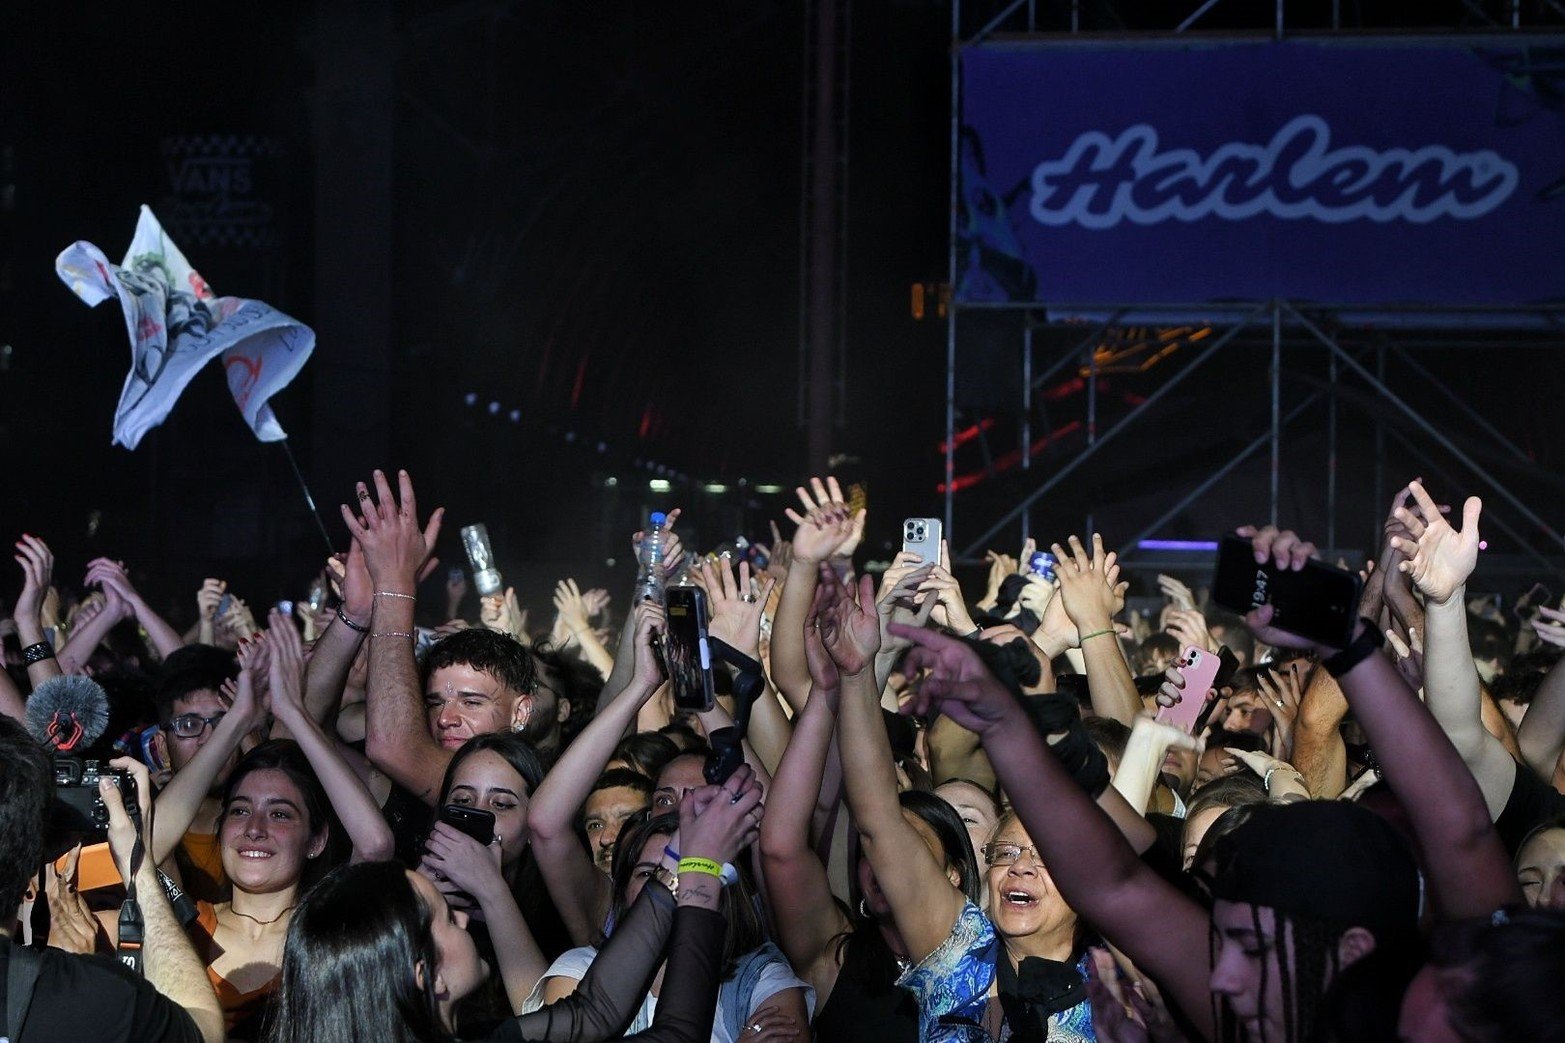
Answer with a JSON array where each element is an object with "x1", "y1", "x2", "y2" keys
[
  {"x1": 902, "y1": 517, "x2": 944, "y2": 566},
  {"x1": 665, "y1": 587, "x2": 716, "y2": 713},
  {"x1": 1156, "y1": 646, "x2": 1223, "y2": 734},
  {"x1": 1210, "y1": 536, "x2": 1361, "y2": 648},
  {"x1": 439, "y1": 805, "x2": 496, "y2": 847}
]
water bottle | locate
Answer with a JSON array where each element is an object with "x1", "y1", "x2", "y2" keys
[{"x1": 635, "y1": 512, "x2": 668, "y2": 603}]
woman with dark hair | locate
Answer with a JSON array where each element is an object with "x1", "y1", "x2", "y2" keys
[
  {"x1": 761, "y1": 587, "x2": 984, "y2": 1043},
  {"x1": 158, "y1": 615, "x2": 392, "y2": 1039},
  {"x1": 419, "y1": 731, "x2": 569, "y2": 1015},
  {"x1": 527, "y1": 805, "x2": 812, "y2": 1042},
  {"x1": 268, "y1": 772, "x2": 764, "y2": 1043}
]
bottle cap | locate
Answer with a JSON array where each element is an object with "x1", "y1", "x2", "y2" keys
[{"x1": 650, "y1": 512, "x2": 667, "y2": 526}]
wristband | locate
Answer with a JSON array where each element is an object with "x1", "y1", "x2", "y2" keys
[
  {"x1": 1321, "y1": 620, "x2": 1384, "y2": 678},
  {"x1": 374, "y1": 591, "x2": 416, "y2": 601},
  {"x1": 677, "y1": 857, "x2": 724, "y2": 880},
  {"x1": 336, "y1": 609, "x2": 369, "y2": 634},
  {"x1": 1078, "y1": 628, "x2": 1116, "y2": 644},
  {"x1": 22, "y1": 641, "x2": 55, "y2": 666},
  {"x1": 1264, "y1": 765, "x2": 1304, "y2": 790},
  {"x1": 666, "y1": 847, "x2": 739, "y2": 884},
  {"x1": 372, "y1": 631, "x2": 414, "y2": 640}
]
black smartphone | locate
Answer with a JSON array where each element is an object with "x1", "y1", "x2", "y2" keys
[
  {"x1": 438, "y1": 804, "x2": 496, "y2": 847},
  {"x1": 1210, "y1": 535, "x2": 1362, "y2": 649},
  {"x1": 664, "y1": 586, "x2": 716, "y2": 713}
]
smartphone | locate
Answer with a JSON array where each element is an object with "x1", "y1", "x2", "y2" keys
[
  {"x1": 1156, "y1": 645, "x2": 1223, "y2": 734},
  {"x1": 277, "y1": 600, "x2": 294, "y2": 617},
  {"x1": 1210, "y1": 535, "x2": 1362, "y2": 649},
  {"x1": 438, "y1": 805, "x2": 496, "y2": 847},
  {"x1": 902, "y1": 517, "x2": 944, "y2": 567},
  {"x1": 216, "y1": 592, "x2": 233, "y2": 618},
  {"x1": 664, "y1": 586, "x2": 716, "y2": 713}
]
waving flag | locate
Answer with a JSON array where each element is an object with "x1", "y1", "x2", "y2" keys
[{"x1": 56, "y1": 205, "x2": 314, "y2": 449}]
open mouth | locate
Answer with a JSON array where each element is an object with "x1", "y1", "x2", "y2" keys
[
  {"x1": 1002, "y1": 889, "x2": 1038, "y2": 908},
  {"x1": 237, "y1": 849, "x2": 274, "y2": 860}
]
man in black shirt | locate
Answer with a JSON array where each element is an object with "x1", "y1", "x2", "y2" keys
[{"x1": 0, "y1": 716, "x2": 222, "y2": 1043}]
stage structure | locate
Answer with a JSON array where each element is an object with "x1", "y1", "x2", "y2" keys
[{"x1": 944, "y1": 1, "x2": 1565, "y2": 577}]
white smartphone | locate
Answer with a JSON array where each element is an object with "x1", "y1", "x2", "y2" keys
[{"x1": 902, "y1": 517, "x2": 944, "y2": 566}]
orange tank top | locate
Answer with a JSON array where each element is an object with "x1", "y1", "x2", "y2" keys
[{"x1": 194, "y1": 900, "x2": 281, "y2": 1032}]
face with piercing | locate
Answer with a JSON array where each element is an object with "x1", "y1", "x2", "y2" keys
[{"x1": 425, "y1": 663, "x2": 533, "y2": 751}]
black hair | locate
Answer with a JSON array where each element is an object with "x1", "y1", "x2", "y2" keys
[
  {"x1": 1206, "y1": 611, "x2": 1254, "y2": 664},
  {"x1": 269, "y1": 861, "x2": 444, "y2": 1043},
  {"x1": 1204, "y1": 728, "x2": 1267, "y2": 756},
  {"x1": 656, "y1": 721, "x2": 706, "y2": 751},
  {"x1": 607, "y1": 809, "x2": 763, "y2": 978},
  {"x1": 419, "y1": 628, "x2": 535, "y2": 699},
  {"x1": 437, "y1": 732, "x2": 545, "y2": 813},
  {"x1": 0, "y1": 715, "x2": 51, "y2": 918},
  {"x1": 528, "y1": 645, "x2": 602, "y2": 746},
  {"x1": 221, "y1": 740, "x2": 342, "y2": 887},
  {"x1": 1467, "y1": 615, "x2": 1509, "y2": 668},
  {"x1": 1490, "y1": 648, "x2": 1562, "y2": 707},
  {"x1": 1189, "y1": 802, "x2": 1264, "y2": 877},
  {"x1": 1432, "y1": 907, "x2": 1565, "y2": 1042},
  {"x1": 154, "y1": 644, "x2": 240, "y2": 723},
  {"x1": 1135, "y1": 631, "x2": 1180, "y2": 673},
  {"x1": 1186, "y1": 772, "x2": 1268, "y2": 824},
  {"x1": 1211, "y1": 902, "x2": 1343, "y2": 1043},
  {"x1": 589, "y1": 767, "x2": 654, "y2": 799},
  {"x1": 1082, "y1": 715, "x2": 1131, "y2": 763},
  {"x1": 611, "y1": 731, "x2": 681, "y2": 780}
]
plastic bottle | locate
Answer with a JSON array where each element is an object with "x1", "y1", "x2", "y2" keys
[{"x1": 635, "y1": 512, "x2": 668, "y2": 603}]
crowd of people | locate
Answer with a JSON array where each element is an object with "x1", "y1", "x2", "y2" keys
[{"x1": 4, "y1": 467, "x2": 1565, "y2": 1043}]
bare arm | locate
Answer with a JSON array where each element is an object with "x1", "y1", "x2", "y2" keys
[
  {"x1": 1050, "y1": 535, "x2": 1138, "y2": 726},
  {"x1": 1518, "y1": 613, "x2": 1565, "y2": 780},
  {"x1": 105, "y1": 758, "x2": 226, "y2": 1043},
  {"x1": 773, "y1": 487, "x2": 860, "y2": 710},
  {"x1": 267, "y1": 614, "x2": 394, "y2": 861},
  {"x1": 345, "y1": 471, "x2": 449, "y2": 806},
  {"x1": 758, "y1": 626, "x2": 852, "y2": 1003},
  {"x1": 829, "y1": 576, "x2": 965, "y2": 963},
  {"x1": 12, "y1": 536, "x2": 63, "y2": 685},
  {"x1": 1112, "y1": 716, "x2": 1197, "y2": 816},
  {"x1": 83, "y1": 560, "x2": 186, "y2": 661},
  {"x1": 1291, "y1": 670, "x2": 1349, "y2": 800},
  {"x1": 531, "y1": 602, "x2": 666, "y2": 947}
]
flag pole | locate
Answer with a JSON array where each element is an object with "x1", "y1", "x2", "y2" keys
[{"x1": 279, "y1": 440, "x2": 337, "y2": 557}]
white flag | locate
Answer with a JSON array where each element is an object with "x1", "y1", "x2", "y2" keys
[{"x1": 55, "y1": 205, "x2": 315, "y2": 450}]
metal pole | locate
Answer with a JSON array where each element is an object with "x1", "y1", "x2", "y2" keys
[
  {"x1": 805, "y1": 0, "x2": 841, "y2": 473},
  {"x1": 1118, "y1": 389, "x2": 1326, "y2": 559},
  {"x1": 1022, "y1": 323, "x2": 1033, "y2": 543},
  {"x1": 1283, "y1": 301, "x2": 1565, "y2": 550},
  {"x1": 1087, "y1": 337, "x2": 1098, "y2": 537},
  {"x1": 1390, "y1": 345, "x2": 1535, "y2": 467},
  {"x1": 959, "y1": 301, "x2": 1270, "y2": 559},
  {"x1": 1327, "y1": 351, "x2": 1338, "y2": 554},
  {"x1": 945, "y1": 0, "x2": 960, "y2": 535},
  {"x1": 1271, "y1": 300, "x2": 1281, "y2": 528},
  {"x1": 1276, "y1": 0, "x2": 1285, "y2": 40},
  {"x1": 1175, "y1": 0, "x2": 1223, "y2": 33},
  {"x1": 1373, "y1": 344, "x2": 1386, "y2": 547}
]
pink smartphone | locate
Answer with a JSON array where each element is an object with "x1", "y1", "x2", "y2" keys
[{"x1": 1156, "y1": 645, "x2": 1223, "y2": 734}]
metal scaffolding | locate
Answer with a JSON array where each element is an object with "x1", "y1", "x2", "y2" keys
[{"x1": 944, "y1": 0, "x2": 1565, "y2": 576}]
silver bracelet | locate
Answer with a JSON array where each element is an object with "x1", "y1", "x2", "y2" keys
[
  {"x1": 1264, "y1": 765, "x2": 1302, "y2": 790},
  {"x1": 372, "y1": 630, "x2": 414, "y2": 639},
  {"x1": 337, "y1": 609, "x2": 369, "y2": 634},
  {"x1": 374, "y1": 591, "x2": 416, "y2": 600}
]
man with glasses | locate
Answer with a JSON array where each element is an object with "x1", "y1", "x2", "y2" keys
[{"x1": 151, "y1": 650, "x2": 242, "y2": 901}]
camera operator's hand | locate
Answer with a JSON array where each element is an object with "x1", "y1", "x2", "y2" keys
[{"x1": 102, "y1": 756, "x2": 155, "y2": 885}]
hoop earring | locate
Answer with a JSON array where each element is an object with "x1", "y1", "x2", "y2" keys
[{"x1": 859, "y1": 898, "x2": 872, "y2": 920}]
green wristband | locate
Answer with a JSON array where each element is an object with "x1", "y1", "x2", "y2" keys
[
  {"x1": 1079, "y1": 628, "x2": 1116, "y2": 643},
  {"x1": 677, "y1": 857, "x2": 724, "y2": 879}
]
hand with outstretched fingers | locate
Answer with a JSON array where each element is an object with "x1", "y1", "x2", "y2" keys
[
  {"x1": 701, "y1": 557, "x2": 775, "y2": 655},
  {"x1": 340, "y1": 469, "x2": 445, "y2": 593},
  {"x1": 789, "y1": 475, "x2": 865, "y2": 559},
  {"x1": 1050, "y1": 534, "x2": 1128, "y2": 635},
  {"x1": 1389, "y1": 480, "x2": 1482, "y2": 608},
  {"x1": 892, "y1": 624, "x2": 1021, "y2": 738},
  {"x1": 820, "y1": 574, "x2": 881, "y2": 677}
]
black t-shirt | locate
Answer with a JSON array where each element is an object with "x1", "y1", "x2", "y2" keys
[
  {"x1": 0, "y1": 941, "x2": 201, "y2": 1043},
  {"x1": 1495, "y1": 759, "x2": 1565, "y2": 857}
]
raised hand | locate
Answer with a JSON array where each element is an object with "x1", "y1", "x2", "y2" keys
[
  {"x1": 631, "y1": 598, "x2": 668, "y2": 688},
  {"x1": 421, "y1": 821, "x2": 505, "y2": 904},
  {"x1": 978, "y1": 549, "x2": 1019, "y2": 609},
  {"x1": 482, "y1": 587, "x2": 526, "y2": 639},
  {"x1": 196, "y1": 578, "x2": 225, "y2": 622},
  {"x1": 83, "y1": 558, "x2": 140, "y2": 606},
  {"x1": 1165, "y1": 608, "x2": 1216, "y2": 653},
  {"x1": 892, "y1": 624, "x2": 1020, "y2": 737},
  {"x1": 1157, "y1": 573, "x2": 1197, "y2": 612},
  {"x1": 917, "y1": 557, "x2": 978, "y2": 636},
  {"x1": 820, "y1": 574, "x2": 881, "y2": 677},
  {"x1": 13, "y1": 534, "x2": 54, "y2": 628},
  {"x1": 1531, "y1": 605, "x2": 1565, "y2": 649},
  {"x1": 678, "y1": 764, "x2": 765, "y2": 866},
  {"x1": 1256, "y1": 664, "x2": 1305, "y2": 755},
  {"x1": 219, "y1": 596, "x2": 259, "y2": 641},
  {"x1": 553, "y1": 578, "x2": 593, "y2": 638},
  {"x1": 1050, "y1": 534, "x2": 1127, "y2": 634},
  {"x1": 786, "y1": 504, "x2": 857, "y2": 567},
  {"x1": 234, "y1": 633, "x2": 272, "y2": 719},
  {"x1": 1389, "y1": 480, "x2": 1482, "y2": 607},
  {"x1": 876, "y1": 561, "x2": 937, "y2": 661},
  {"x1": 339, "y1": 469, "x2": 445, "y2": 593},
  {"x1": 631, "y1": 508, "x2": 685, "y2": 578},
  {"x1": 803, "y1": 591, "x2": 842, "y2": 713},
  {"x1": 788, "y1": 476, "x2": 865, "y2": 559},
  {"x1": 266, "y1": 608, "x2": 307, "y2": 721},
  {"x1": 702, "y1": 558, "x2": 775, "y2": 655},
  {"x1": 582, "y1": 587, "x2": 611, "y2": 618}
]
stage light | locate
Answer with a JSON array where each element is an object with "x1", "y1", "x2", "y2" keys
[
  {"x1": 755, "y1": 484, "x2": 784, "y2": 494},
  {"x1": 605, "y1": 477, "x2": 618, "y2": 488},
  {"x1": 487, "y1": 401, "x2": 501, "y2": 415},
  {"x1": 1137, "y1": 540, "x2": 1219, "y2": 551},
  {"x1": 464, "y1": 392, "x2": 478, "y2": 407},
  {"x1": 704, "y1": 483, "x2": 728, "y2": 494},
  {"x1": 508, "y1": 409, "x2": 521, "y2": 423},
  {"x1": 565, "y1": 431, "x2": 576, "y2": 443},
  {"x1": 649, "y1": 479, "x2": 672, "y2": 492}
]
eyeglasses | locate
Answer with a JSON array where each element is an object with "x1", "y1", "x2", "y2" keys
[
  {"x1": 984, "y1": 841, "x2": 1044, "y2": 868},
  {"x1": 167, "y1": 712, "x2": 227, "y2": 739}
]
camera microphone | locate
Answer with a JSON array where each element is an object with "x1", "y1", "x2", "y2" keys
[{"x1": 26, "y1": 674, "x2": 111, "y2": 752}]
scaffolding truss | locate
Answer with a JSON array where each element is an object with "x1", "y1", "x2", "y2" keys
[{"x1": 944, "y1": 1, "x2": 1565, "y2": 577}]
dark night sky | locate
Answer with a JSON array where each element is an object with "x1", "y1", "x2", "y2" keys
[{"x1": 2, "y1": 0, "x2": 1561, "y2": 619}]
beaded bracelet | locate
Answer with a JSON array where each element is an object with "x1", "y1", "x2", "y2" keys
[
  {"x1": 372, "y1": 631, "x2": 414, "y2": 640},
  {"x1": 374, "y1": 591, "x2": 415, "y2": 601}
]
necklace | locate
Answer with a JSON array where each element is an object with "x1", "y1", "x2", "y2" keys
[{"x1": 223, "y1": 904, "x2": 296, "y2": 928}]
